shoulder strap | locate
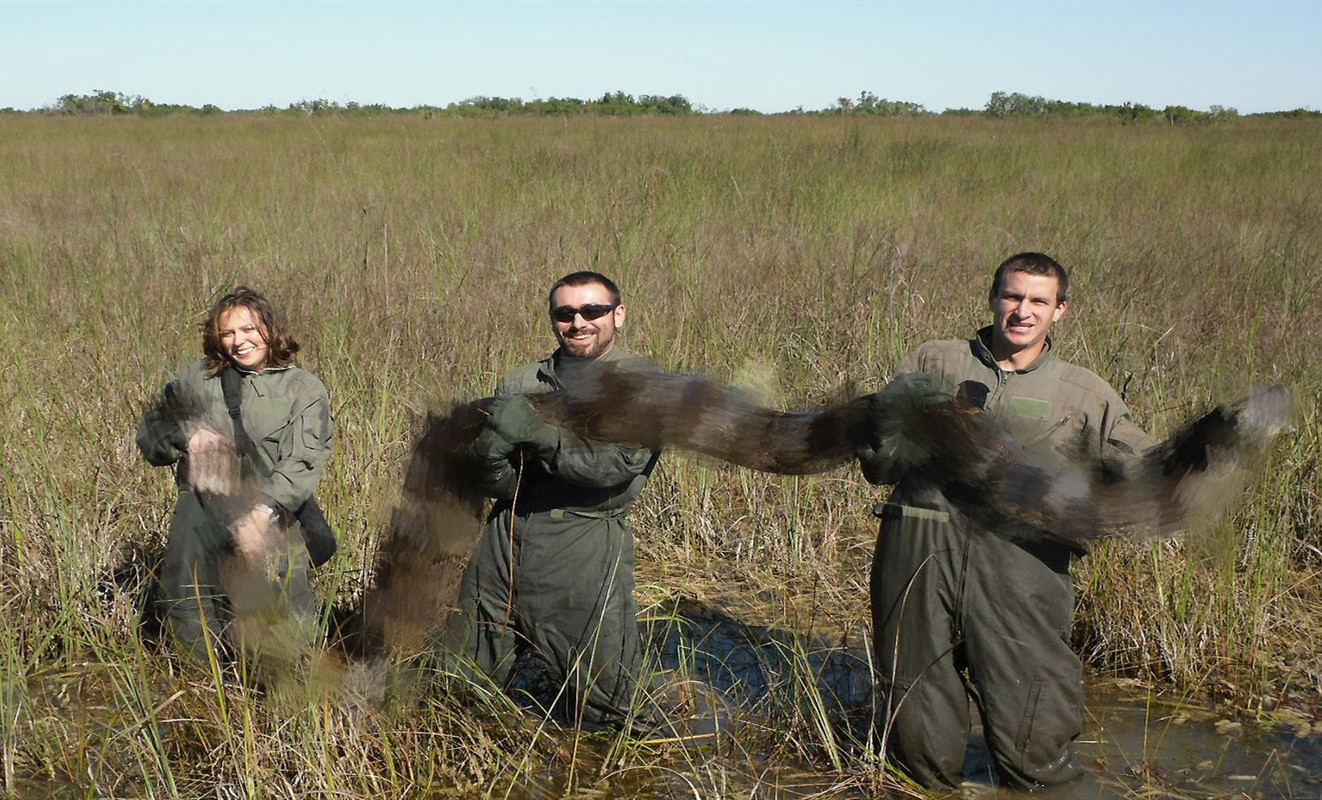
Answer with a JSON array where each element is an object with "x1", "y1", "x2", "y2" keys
[{"x1": 219, "y1": 367, "x2": 258, "y2": 460}]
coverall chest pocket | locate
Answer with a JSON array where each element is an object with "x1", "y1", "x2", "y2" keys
[
  {"x1": 246, "y1": 396, "x2": 295, "y2": 457},
  {"x1": 1004, "y1": 396, "x2": 1081, "y2": 454}
]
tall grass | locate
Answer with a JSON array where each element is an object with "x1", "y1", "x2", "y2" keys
[{"x1": 1, "y1": 113, "x2": 1318, "y2": 796}]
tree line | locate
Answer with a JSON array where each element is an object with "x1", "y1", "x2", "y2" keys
[{"x1": 5, "y1": 88, "x2": 1318, "y2": 124}]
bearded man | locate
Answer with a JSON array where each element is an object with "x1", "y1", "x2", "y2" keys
[{"x1": 442, "y1": 271, "x2": 664, "y2": 734}]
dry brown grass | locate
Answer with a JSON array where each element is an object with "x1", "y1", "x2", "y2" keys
[{"x1": 1, "y1": 113, "x2": 1319, "y2": 797}]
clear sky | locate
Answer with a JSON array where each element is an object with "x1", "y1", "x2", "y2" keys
[{"x1": 3, "y1": 0, "x2": 1319, "y2": 114}]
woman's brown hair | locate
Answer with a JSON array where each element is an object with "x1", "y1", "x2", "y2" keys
[{"x1": 200, "y1": 286, "x2": 300, "y2": 376}]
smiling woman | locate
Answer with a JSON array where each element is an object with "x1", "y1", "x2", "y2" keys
[
  {"x1": 200, "y1": 288, "x2": 300, "y2": 377},
  {"x1": 135, "y1": 286, "x2": 334, "y2": 677},
  {"x1": 216, "y1": 307, "x2": 270, "y2": 371}
]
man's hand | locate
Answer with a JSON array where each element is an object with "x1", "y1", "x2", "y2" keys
[
  {"x1": 868, "y1": 372, "x2": 948, "y2": 438},
  {"x1": 859, "y1": 373, "x2": 949, "y2": 485},
  {"x1": 471, "y1": 426, "x2": 516, "y2": 462},
  {"x1": 485, "y1": 395, "x2": 560, "y2": 451},
  {"x1": 184, "y1": 424, "x2": 238, "y2": 494}
]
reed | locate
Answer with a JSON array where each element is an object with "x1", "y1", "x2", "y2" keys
[{"x1": 1, "y1": 113, "x2": 1317, "y2": 797}]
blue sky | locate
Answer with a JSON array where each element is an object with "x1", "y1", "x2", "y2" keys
[{"x1": 3, "y1": 0, "x2": 1319, "y2": 114}]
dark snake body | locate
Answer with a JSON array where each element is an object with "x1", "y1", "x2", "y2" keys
[{"x1": 342, "y1": 363, "x2": 1290, "y2": 657}]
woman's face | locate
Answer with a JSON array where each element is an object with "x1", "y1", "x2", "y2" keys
[{"x1": 217, "y1": 305, "x2": 271, "y2": 372}]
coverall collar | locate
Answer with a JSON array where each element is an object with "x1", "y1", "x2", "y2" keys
[
  {"x1": 973, "y1": 326, "x2": 1055, "y2": 374},
  {"x1": 547, "y1": 344, "x2": 633, "y2": 389}
]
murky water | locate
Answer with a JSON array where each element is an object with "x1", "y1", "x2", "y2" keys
[
  {"x1": 629, "y1": 596, "x2": 1322, "y2": 799},
  {"x1": 1002, "y1": 684, "x2": 1322, "y2": 799},
  {"x1": 18, "y1": 592, "x2": 1322, "y2": 799}
]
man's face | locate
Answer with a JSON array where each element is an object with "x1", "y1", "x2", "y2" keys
[
  {"x1": 550, "y1": 282, "x2": 626, "y2": 360},
  {"x1": 217, "y1": 305, "x2": 271, "y2": 372},
  {"x1": 988, "y1": 270, "x2": 1067, "y2": 360}
]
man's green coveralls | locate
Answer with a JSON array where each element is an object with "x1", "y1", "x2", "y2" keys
[
  {"x1": 863, "y1": 328, "x2": 1154, "y2": 790},
  {"x1": 446, "y1": 346, "x2": 661, "y2": 733}
]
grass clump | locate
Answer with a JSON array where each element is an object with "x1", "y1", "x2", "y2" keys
[{"x1": 1, "y1": 113, "x2": 1319, "y2": 797}]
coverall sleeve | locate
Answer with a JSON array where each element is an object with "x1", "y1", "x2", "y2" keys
[
  {"x1": 1099, "y1": 401, "x2": 1157, "y2": 479},
  {"x1": 136, "y1": 369, "x2": 203, "y2": 467},
  {"x1": 483, "y1": 376, "x2": 656, "y2": 491},
  {"x1": 261, "y1": 386, "x2": 334, "y2": 512},
  {"x1": 473, "y1": 377, "x2": 533, "y2": 499},
  {"x1": 531, "y1": 430, "x2": 657, "y2": 488},
  {"x1": 859, "y1": 350, "x2": 930, "y2": 486}
]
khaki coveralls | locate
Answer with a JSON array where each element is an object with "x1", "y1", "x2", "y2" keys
[
  {"x1": 136, "y1": 360, "x2": 333, "y2": 662},
  {"x1": 446, "y1": 346, "x2": 662, "y2": 734},
  {"x1": 865, "y1": 329, "x2": 1154, "y2": 790}
]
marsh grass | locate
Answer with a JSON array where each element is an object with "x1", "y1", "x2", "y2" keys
[{"x1": 1, "y1": 113, "x2": 1319, "y2": 797}]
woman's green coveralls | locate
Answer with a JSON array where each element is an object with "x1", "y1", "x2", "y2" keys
[{"x1": 137, "y1": 360, "x2": 333, "y2": 660}]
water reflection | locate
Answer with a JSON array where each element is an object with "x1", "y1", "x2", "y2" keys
[
  {"x1": 637, "y1": 596, "x2": 1322, "y2": 798},
  {"x1": 1002, "y1": 683, "x2": 1322, "y2": 799}
]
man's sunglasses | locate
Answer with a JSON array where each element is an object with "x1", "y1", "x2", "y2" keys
[{"x1": 551, "y1": 303, "x2": 617, "y2": 323}]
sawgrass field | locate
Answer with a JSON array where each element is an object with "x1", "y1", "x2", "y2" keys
[{"x1": 1, "y1": 112, "x2": 1319, "y2": 797}]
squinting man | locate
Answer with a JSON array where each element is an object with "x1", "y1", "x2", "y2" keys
[{"x1": 861, "y1": 253, "x2": 1155, "y2": 790}]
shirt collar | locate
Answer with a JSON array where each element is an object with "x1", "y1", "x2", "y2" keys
[{"x1": 973, "y1": 326, "x2": 1054, "y2": 373}]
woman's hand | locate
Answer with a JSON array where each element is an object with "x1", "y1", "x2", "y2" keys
[
  {"x1": 184, "y1": 424, "x2": 237, "y2": 493},
  {"x1": 231, "y1": 506, "x2": 282, "y2": 566}
]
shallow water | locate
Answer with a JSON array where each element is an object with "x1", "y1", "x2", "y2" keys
[
  {"x1": 19, "y1": 593, "x2": 1321, "y2": 799},
  {"x1": 634, "y1": 596, "x2": 1322, "y2": 798},
  {"x1": 993, "y1": 683, "x2": 1322, "y2": 799}
]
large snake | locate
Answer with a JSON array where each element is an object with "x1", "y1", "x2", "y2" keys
[{"x1": 344, "y1": 362, "x2": 1291, "y2": 657}]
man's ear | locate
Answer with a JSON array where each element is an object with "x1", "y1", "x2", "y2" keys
[
  {"x1": 1052, "y1": 300, "x2": 1068, "y2": 323},
  {"x1": 614, "y1": 304, "x2": 627, "y2": 328}
]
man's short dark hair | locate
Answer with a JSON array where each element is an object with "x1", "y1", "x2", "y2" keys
[
  {"x1": 990, "y1": 252, "x2": 1069, "y2": 305},
  {"x1": 548, "y1": 271, "x2": 622, "y2": 309}
]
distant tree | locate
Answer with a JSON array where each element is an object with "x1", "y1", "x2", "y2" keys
[
  {"x1": 566, "y1": 91, "x2": 693, "y2": 116},
  {"x1": 648, "y1": 94, "x2": 693, "y2": 114},
  {"x1": 985, "y1": 91, "x2": 1048, "y2": 118},
  {"x1": 470, "y1": 96, "x2": 527, "y2": 115},
  {"x1": 632, "y1": 94, "x2": 691, "y2": 114},
  {"x1": 531, "y1": 96, "x2": 587, "y2": 115},
  {"x1": 339, "y1": 102, "x2": 393, "y2": 116},
  {"x1": 1256, "y1": 107, "x2": 1322, "y2": 119},
  {"x1": 289, "y1": 98, "x2": 345, "y2": 115},
  {"x1": 1162, "y1": 104, "x2": 1198, "y2": 126},
  {"x1": 51, "y1": 90, "x2": 144, "y2": 115},
  {"x1": 1119, "y1": 102, "x2": 1157, "y2": 124},
  {"x1": 825, "y1": 91, "x2": 926, "y2": 116},
  {"x1": 594, "y1": 91, "x2": 637, "y2": 115}
]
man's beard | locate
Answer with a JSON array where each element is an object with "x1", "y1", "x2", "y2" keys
[{"x1": 560, "y1": 330, "x2": 612, "y2": 359}]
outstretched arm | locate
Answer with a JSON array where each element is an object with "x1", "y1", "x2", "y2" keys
[{"x1": 486, "y1": 394, "x2": 655, "y2": 488}]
